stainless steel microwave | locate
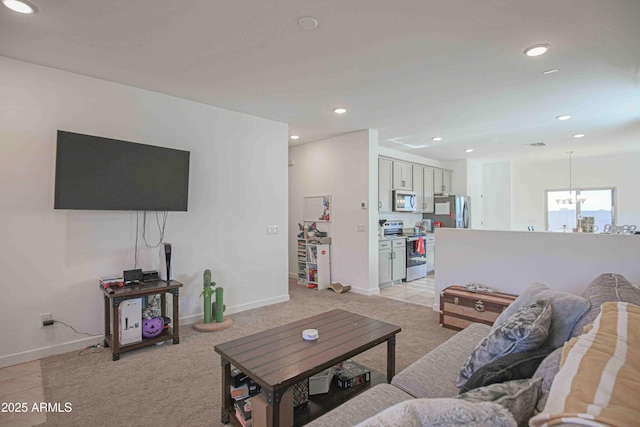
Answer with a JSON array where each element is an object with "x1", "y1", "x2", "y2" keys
[{"x1": 393, "y1": 190, "x2": 417, "y2": 212}]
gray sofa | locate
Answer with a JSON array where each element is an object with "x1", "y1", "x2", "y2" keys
[
  {"x1": 307, "y1": 323, "x2": 491, "y2": 427},
  {"x1": 307, "y1": 273, "x2": 640, "y2": 427}
]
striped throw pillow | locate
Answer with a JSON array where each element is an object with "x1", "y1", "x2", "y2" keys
[{"x1": 529, "y1": 301, "x2": 640, "y2": 427}]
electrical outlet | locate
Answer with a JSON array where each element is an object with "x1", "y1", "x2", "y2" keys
[{"x1": 41, "y1": 313, "x2": 53, "y2": 328}]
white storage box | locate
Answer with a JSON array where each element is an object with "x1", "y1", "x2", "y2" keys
[
  {"x1": 309, "y1": 368, "x2": 333, "y2": 395},
  {"x1": 118, "y1": 298, "x2": 142, "y2": 345}
]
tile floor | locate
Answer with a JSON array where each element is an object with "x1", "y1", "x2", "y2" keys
[
  {"x1": 0, "y1": 360, "x2": 46, "y2": 426},
  {"x1": 378, "y1": 273, "x2": 436, "y2": 308}
]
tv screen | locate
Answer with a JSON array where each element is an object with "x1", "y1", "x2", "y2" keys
[{"x1": 54, "y1": 130, "x2": 190, "y2": 211}]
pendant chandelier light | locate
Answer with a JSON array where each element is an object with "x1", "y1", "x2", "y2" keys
[{"x1": 556, "y1": 151, "x2": 586, "y2": 205}]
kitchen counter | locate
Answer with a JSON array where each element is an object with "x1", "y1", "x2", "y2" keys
[
  {"x1": 379, "y1": 235, "x2": 406, "y2": 241},
  {"x1": 379, "y1": 234, "x2": 434, "y2": 240}
]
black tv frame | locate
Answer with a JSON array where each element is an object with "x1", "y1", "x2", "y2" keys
[{"x1": 54, "y1": 130, "x2": 190, "y2": 212}]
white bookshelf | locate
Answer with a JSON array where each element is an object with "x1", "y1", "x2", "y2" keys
[{"x1": 296, "y1": 238, "x2": 331, "y2": 290}]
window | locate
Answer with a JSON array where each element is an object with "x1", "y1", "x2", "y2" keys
[{"x1": 546, "y1": 188, "x2": 615, "y2": 232}]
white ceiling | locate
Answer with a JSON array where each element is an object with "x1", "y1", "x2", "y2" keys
[{"x1": 1, "y1": 0, "x2": 639, "y2": 161}]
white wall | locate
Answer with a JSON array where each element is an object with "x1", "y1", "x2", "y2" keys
[
  {"x1": 435, "y1": 228, "x2": 640, "y2": 308},
  {"x1": 378, "y1": 148, "x2": 443, "y2": 169},
  {"x1": 483, "y1": 161, "x2": 512, "y2": 230},
  {"x1": 465, "y1": 160, "x2": 485, "y2": 229},
  {"x1": 510, "y1": 153, "x2": 640, "y2": 231},
  {"x1": 482, "y1": 153, "x2": 640, "y2": 231},
  {"x1": 0, "y1": 57, "x2": 289, "y2": 367},
  {"x1": 441, "y1": 159, "x2": 467, "y2": 196},
  {"x1": 288, "y1": 131, "x2": 377, "y2": 294}
]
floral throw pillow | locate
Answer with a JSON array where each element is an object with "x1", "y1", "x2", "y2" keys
[
  {"x1": 355, "y1": 398, "x2": 517, "y2": 427},
  {"x1": 459, "y1": 347, "x2": 554, "y2": 393},
  {"x1": 458, "y1": 378, "x2": 542, "y2": 427},
  {"x1": 457, "y1": 299, "x2": 552, "y2": 388},
  {"x1": 493, "y1": 283, "x2": 589, "y2": 349}
]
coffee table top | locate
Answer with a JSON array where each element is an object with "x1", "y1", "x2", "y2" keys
[{"x1": 214, "y1": 309, "x2": 401, "y2": 390}]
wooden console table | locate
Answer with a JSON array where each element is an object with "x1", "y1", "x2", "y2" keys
[
  {"x1": 214, "y1": 309, "x2": 401, "y2": 426},
  {"x1": 101, "y1": 280, "x2": 182, "y2": 361}
]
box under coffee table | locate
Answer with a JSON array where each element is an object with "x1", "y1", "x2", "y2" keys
[{"x1": 214, "y1": 308, "x2": 402, "y2": 427}]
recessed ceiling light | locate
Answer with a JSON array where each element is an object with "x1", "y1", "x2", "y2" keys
[
  {"x1": 432, "y1": 137, "x2": 443, "y2": 142},
  {"x1": 289, "y1": 135, "x2": 300, "y2": 140},
  {"x1": 333, "y1": 108, "x2": 347, "y2": 114},
  {"x1": 524, "y1": 43, "x2": 550, "y2": 57},
  {"x1": 556, "y1": 115, "x2": 571, "y2": 121},
  {"x1": 2, "y1": 0, "x2": 37, "y2": 13},
  {"x1": 465, "y1": 148, "x2": 474, "y2": 153},
  {"x1": 573, "y1": 134, "x2": 585, "y2": 138},
  {"x1": 298, "y1": 17, "x2": 319, "y2": 30}
]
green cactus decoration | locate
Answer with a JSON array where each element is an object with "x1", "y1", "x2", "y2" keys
[
  {"x1": 201, "y1": 269, "x2": 215, "y2": 324},
  {"x1": 200, "y1": 269, "x2": 226, "y2": 324},
  {"x1": 213, "y1": 286, "x2": 226, "y2": 323}
]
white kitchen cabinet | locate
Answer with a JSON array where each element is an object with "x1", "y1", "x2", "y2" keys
[
  {"x1": 434, "y1": 169, "x2": 452, "y2": 194},
  {"x1": 378, "y1": 241, "x2": 392, "y2": 286},
  {"x1": 379, "y1": 156, "x2": 451, "y2": 209},
  {"x1": 392, "y1": 240, "x2": 406, "y2": 282},
  {"x1": 378, "y1": 158, "x2": 393, "y2": 212},
  {"x1": 412, "y1": 165, "x2": 435, "y2": 213},
  {"x1": 379, "y1": 239, "x2": 406, "y2": 287},
  {"x1": 443, "y1": 170, "x2": 452, "y2": 193},
  {"x1": 425, "y1": 234, "x2": 435, "y2": 273},
  {"x1": 392, "y1": 161, "x2": 413, "y2": 190}
]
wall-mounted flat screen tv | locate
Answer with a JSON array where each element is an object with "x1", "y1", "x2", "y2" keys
[{"x1": 54, "y1": 130, "x2": 190, "y2": 211}]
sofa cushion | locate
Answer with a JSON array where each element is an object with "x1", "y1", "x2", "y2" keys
[
  {"x1": 570, "y1": 273, "x2": 640, "y2": 338},
  {"x1": 531, "y1": 347, "x2": 562, "y2": 414},
  {"x1": 355, "y1": 398, "x2": 516, "y2": 427},
  {"x1": 458, "y1": 378, "x2": 542, "y2": 427},
  {"x1": 457, "y1": 299, "x2": 551, "y2": 388},
  {"x1": 459, "y1": 347, "x2": 554, "y2": 393},
  {"x1": 392, "y1": 322, "x2": 491, "y2": 399},
  {"x1": 305, "y1": 383, "x2": 413, "y2": 427},
  {"x1": 493, "y1": 283, "x2": 590, "y2": 349},
  {"x1": 530, "y1": 302, "x2": 640, "y2": 427}
]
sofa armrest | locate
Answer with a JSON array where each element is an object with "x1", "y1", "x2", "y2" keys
[
  {"x1": 391, "y1": 322, "x2": 490, "y2": 398},
  {"x1": 305, "y1": 383, "x2": 413, "y2": 427}
]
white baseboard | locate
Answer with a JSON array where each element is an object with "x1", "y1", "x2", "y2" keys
[
  {"x1": 350, "y1": 286, "x2": 380, "y2": 296},
  {"x1": 227, "y1": 294, "x2": 291, "y2": 314},
  {"x1": 0, "y1": 336, "x2": 102, "y2": 369},
  {"x1": 181, "y1": 293, "x2": 291, "y2": 325},
  {"x1": 1, "y1": 293, "x2": 291, "y2": 369}
]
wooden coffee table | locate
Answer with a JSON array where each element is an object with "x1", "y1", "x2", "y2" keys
[{"x1": 214, "y1": 309, "x2": 401, "y2": 427}]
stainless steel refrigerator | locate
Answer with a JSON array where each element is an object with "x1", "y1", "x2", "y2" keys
[{"x1": 423, "y1": 195, "x2": 471, "y2": 228}]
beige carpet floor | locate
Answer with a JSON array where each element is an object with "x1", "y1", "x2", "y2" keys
[{"x1": 41, "y1": 279, "x2": 456, "y2": 427}]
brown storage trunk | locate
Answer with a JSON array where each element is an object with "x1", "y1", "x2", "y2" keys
[{"x1": 439, "y1": 286, "x2": 518, "y2": 331}]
